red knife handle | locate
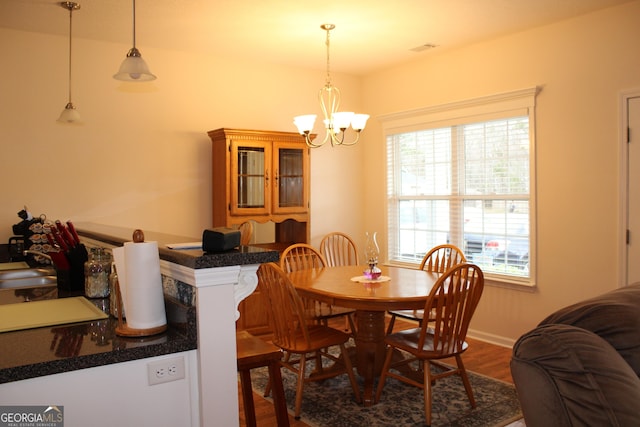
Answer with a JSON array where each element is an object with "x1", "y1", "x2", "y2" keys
[
  {"x1": 66, "y1": 221, "x2": 81, "y2": 245},
  {"x1": 46, "y1": 233, "x2": 57, "y2": 248},
  {"x1": 52, "y1": 229, "x2": 69, "y2": 251},
  {"x1": 56, "y1": 221, "x2": 75, "y2": 248}
]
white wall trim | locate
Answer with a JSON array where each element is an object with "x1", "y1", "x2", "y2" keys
[{"x1": 618, "y1": 88, "x2": 640, "y2": 288}]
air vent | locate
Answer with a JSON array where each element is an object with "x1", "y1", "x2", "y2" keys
[{"x1": 410, "y1": 43, "x2": 438, "y2": 52}]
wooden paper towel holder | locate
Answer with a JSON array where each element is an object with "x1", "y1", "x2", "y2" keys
[{"x1": 114, "y1": 229, "x2": 168, "y2": 337}]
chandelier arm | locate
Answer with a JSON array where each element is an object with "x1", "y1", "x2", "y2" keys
[
  {"x1": 337, "y1": 132, "x2": 362, "y2": 146},
  {"x1": 305, "y1": 129, "x2": 330, "y2": 148},
  {"x1": 303, "y1": 134, "x2": 320, "y2": 147},
  {"x1": 319, "y1": 86, "x2": 340, "y2": 128}
]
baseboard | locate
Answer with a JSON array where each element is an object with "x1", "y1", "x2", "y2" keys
[{"x1": 468, "y1": 328, "x2": 516, "y2": 349}]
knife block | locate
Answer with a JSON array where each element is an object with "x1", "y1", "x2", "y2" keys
[{"x1": 56, "y1": 244, "x2": 88, "y2": 292}]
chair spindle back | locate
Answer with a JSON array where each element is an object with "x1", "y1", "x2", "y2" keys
[
  {"x1": 320, "y1": 232, "x2": 360, "y2": 267},
  {"x1": 280, "y1": 243, "x2": 327, "y2": 273},
  {"x1": 420, "y1": 244, "x2": 467, "y2": 273},
  {"x1": 257, "y1": 262, "x2": 311, "y2": 350},
  {"x1": 420, "y1": 263, "x2": 484, "y2": 354}
]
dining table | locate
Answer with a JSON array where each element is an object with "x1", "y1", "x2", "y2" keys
[{"x1": 286, "y1": 264, "x2": 440, "y2": 406}]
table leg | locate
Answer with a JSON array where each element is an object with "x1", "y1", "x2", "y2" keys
[{"x1": 354, "y1": 310, "x2": 386, "y2": 406}]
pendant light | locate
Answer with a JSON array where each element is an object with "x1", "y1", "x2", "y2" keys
[
  {"x1": 113, "y1": 0, "x2": 156, "y2": 81},
  {"x1": 293, "y1": 24, "x2": 369, "y2": 148},
  {"x1": 57, "y1": 1, "x2": 81, "y2": 124}
]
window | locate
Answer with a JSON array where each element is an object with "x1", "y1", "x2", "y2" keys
[{"x1": 382, "y1": 88, "x2": 538, "y2": 285}]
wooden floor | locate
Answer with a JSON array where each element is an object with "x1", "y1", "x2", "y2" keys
[{"x1": 237, "y1": 316, "x2": 514, "y2": 427}]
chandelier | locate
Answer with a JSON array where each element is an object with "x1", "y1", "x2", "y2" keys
[{"x1": 293, "y1": 24, "x2": 369, "y2": 148}]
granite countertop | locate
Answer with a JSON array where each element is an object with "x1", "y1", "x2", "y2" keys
[
  {"x1": 75, "y1": 222, "x2": 280, "y2": 269},
  {"x1": 1, "y1": 223, "x2": 278, "y2": 385},
  {"x1": 0, "y1": 292, "x2": 196, "y2": 384}
]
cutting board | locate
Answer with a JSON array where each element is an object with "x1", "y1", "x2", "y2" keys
[
  {"x1": 0, "y1": 262, "x2": 30, "y2": 271},
  {"x1": 0, "y1": 297, "x2": 109, "y2": 333}
]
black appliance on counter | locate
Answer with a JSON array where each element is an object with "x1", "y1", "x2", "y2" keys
[{"x1": 7, "y1": 236, "x2": 25, "y2": 261}]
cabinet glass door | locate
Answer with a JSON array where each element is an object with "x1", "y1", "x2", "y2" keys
[
  {"x1": 231, "y1": 141, "x2": 271, "y2": 215},
  {"x1": 273, "y1": 142, "x2": 308, "y2": 214}
]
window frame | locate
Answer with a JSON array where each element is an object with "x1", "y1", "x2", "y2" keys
[{"x1": 380, "y1": 87, "x2": 539, "y2": 287}]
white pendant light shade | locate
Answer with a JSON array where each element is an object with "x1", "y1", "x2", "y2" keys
[
  {"x1": 331, "y1": 112, "x2": 355, "y2": 131},
  {"x1": 351, "y1": 114, "x2": 370, "y2": 131},
  {"x1": 113, "y1": 47, "x2": 156, "y2": 81},
  {"x1": 57, "y1": 102, "x2": 82, "y2": 124},
  {"x1": 293, "y1": 115, "x2": 317, "y2": 134},
  {"x1": 114, "y1": 0, "x2": 156, "y2": 82}
]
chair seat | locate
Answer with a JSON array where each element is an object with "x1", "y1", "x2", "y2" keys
[
  {"x1": 388, "y1": 309, "x2": 425, "y2": 321},
  {"x1": 385, "y1": 327, "x2": 469, "y2": 357},
  {"x1": 236, "y1": 330, "x2": 283, "y2": 368},
  {"x1": 277, "y1": 324, "x2": 352, "y2": 353},
  {"x1": 312, "y1": 302, "x2": 356, "y2": 319}
]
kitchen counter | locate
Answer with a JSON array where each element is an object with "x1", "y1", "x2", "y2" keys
[
  {"x1": 0, "y1": 291, "x2": 197, "y2": 384},
  {"x1": 0, "y1": 223, "x2": 279, "y2": 386},
  {"x1": 75, "y1": 222, "x2": 280, "y2": 269},
  {"x1": 1, "y1": 223, "x2": 279, "y2": 426}
]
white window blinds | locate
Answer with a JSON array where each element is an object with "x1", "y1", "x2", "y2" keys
[{"x1": 382, "y1": 87, "x2": 538, "y2": 285}]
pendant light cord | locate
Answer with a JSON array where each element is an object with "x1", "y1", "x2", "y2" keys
[
  {"x1": 324, "y1": 26, "x2": 331, "y2": 87},
  {"x1": 132, "y1": 0, "x2": 137, "y2": 48},
  {"x1": 67, "y1": 5, "x2": 73, "y2": 104}
]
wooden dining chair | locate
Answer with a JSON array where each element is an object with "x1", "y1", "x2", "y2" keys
[
  {"x1": 280, "y1": 243, "x2": 356, "y2": 334},
  {"x1": 386, "y1": 244, "x2": 467, "y2": 334},
  {"x1": 319, "y1": 232, "x2": 360, "y2": 267},
  {"x1": 258, "y1": 262, "x2": 362, "y2": 419},
  {"x1": 375, "y1": 263, "x2": 484, "y2": 426},
  {"x1": 238, "y1": 221, "x2": 253, "y2": 246},
  {"x1": 320, "y1": 232, "x2": 360, "y2": 331}
]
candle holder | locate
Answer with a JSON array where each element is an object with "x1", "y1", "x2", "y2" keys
[{"x1": 363, "y1": 231, "x2": 382, "y2": 280}]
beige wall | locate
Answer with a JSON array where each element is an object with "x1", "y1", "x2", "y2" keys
[
  {"x1": 362, "y1": 1, "x2": 640, "y2": 344},
  {"x1": 0, "y1": 27, "x2": 366, "y2": 249},
  {"x1": 1, "y1": 0, "x2": 639, "y2": 345}
]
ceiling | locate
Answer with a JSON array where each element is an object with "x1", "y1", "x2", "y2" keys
[{"x1": 0, "y1": 0, "x2": 633, "y2": 76}]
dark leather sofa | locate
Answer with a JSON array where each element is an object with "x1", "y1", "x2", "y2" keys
[{"x1": 510, "y1": 283, "x2": 640, "y2": 426}]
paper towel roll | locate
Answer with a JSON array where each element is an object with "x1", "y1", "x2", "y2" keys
[{"x1": 112, "y1": 241, "x2": 166, "y2": 330}]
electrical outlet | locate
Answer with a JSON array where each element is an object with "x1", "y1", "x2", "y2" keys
[{"x1": 147, "y1": 356, "x2": 185, "y2": 386}]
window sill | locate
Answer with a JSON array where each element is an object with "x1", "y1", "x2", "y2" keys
[{"x1": 384, "y1": 260, "x2": 537, "y2": 292}]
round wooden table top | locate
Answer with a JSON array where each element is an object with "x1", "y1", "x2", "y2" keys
[{"x1": 287, "y1": 264, "x2": 439, "y2": 311}]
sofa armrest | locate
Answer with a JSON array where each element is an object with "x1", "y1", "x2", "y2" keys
[
  {"x1": 511, "y1": 324, "x2": 640, "y2": 427},
  {"x1": 539, "y1": 283, "x2": 640, "y2": 376}
]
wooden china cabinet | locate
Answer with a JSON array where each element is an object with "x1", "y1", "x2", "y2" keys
[{"x1": 208, "y1": 128, "x2": 312, "y2": 335}]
